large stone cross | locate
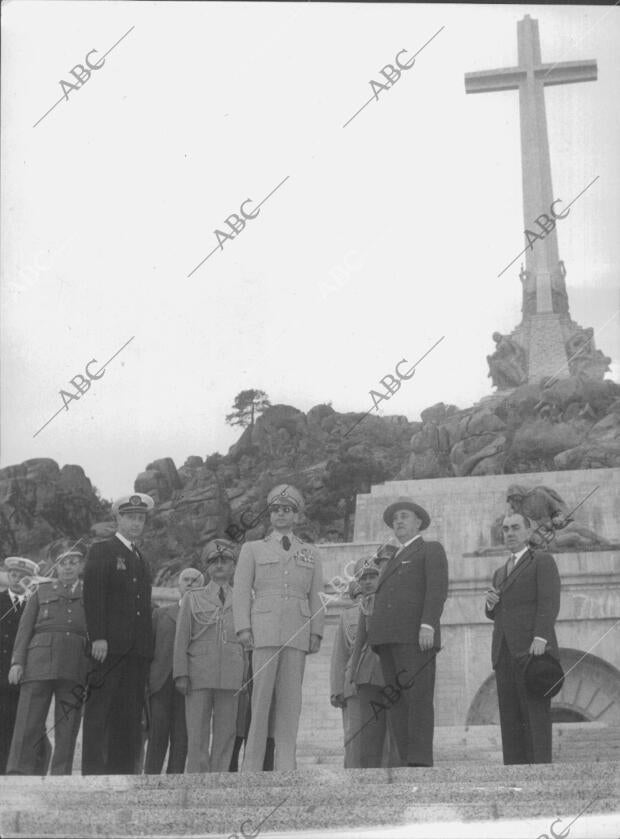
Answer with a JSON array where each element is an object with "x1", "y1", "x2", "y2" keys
[{"x1": 465, "y1": 15, "x2": 596, "y2": 314}]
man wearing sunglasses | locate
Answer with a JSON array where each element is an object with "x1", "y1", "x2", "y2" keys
[{"x1": 233, "y1": 484, "x2": 324, "y2": 771}]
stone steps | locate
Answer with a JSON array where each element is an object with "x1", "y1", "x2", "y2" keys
[
  {"x1": 297, "y1": 722, "x2": 620, "y2": 766},
  {"x1": 1, "y1": 763, "x2": 618, "y2": 837}
]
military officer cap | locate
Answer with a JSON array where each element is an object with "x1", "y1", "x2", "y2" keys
[
  {"x1": 112, "y1": 493, "x2": 155, "y2": 516},
  {"x1": 383, "y1": 497, "x2": 431, "y2": 530},
  {"x1": 2, "y1": 556, "x2": 40, "y2": 575},
  {"x1": 51, "y1": 539, "x2": 86, "y2": 563},
  {"x1": 202, "y1": 538, "x2": 237, "y2": 564},
  {"x1": 267, "y1": 484, "x2": 304, "y2": 512},
  {"x1": 353, "y1": 556, "x2": 380, "y2": 580}
]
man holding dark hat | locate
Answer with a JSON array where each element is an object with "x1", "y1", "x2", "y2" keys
[
  {"x1": 233, "y1": 484, "x2": 324, "y2": 772},
  {"x1": 485, "y1": 512, "x2": 561, "y2": 764},
  {"x1": 82, "y1": 492, "x2": 155, "y2": 775},
  {"x1": 368, "y1": 498, "x2": 449, "y2": 767}
]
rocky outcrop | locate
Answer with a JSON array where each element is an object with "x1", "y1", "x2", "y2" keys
[
  {"x1": 0, "y1": 459, "x2": 107, "y2": 564},
  {"x1": 4, "y1": 376, "x2": 619, "y2": 583},
  {"x1": 398, "y1": 378, "x2": 620, "y2": 480}
]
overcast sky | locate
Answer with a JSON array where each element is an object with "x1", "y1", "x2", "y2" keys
[{"x1": 2, "y1": 2, "x2": 619, "y2": 501}]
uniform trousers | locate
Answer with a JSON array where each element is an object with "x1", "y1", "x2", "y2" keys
[
  {"x1": 82, "y1": 653, "x2": 148, "y2": 775},
  {"x1": 495, "y1": 638, "x2": 552, "y2": 764},
  {"x1": 144, "y1": 674, "x2": 187, "y2": 774},
  {"x1": 242, "y1": 646, "x2": 305, "y2": 772},
  {"x1": 343, "y1": 686, "x2": 396, "y2": 768},
  {"x1": 0, "y1": 686, "x2": 20, "y2": 773},
  {"x1": 376, "y1": 643, "x2": 436, "y2": 767},
  {"x1": 7, "y1": 679, "x2": 82, "y2": 775},
  {"x1": 185, "y1": 687, "x2": 238, "y2": 773}
]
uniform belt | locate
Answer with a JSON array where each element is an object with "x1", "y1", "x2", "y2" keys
[
  {"x1": 34, "y1": 628, "x2": 86, "y2": 637},
  {"x1": 256, "y1": 591, "x2": 307, "y2": 600}
]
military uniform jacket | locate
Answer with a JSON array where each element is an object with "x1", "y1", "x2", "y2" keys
[
  {"x1": 330, "y1": 602, "x2": 384, "y2": 700},
  {"x1": 149, "y1": 602, "x2": 179, "y2": 695},
  {"x1": 173, "y1": 582, "x2": 244, "y2": 691},
  {"x1": 368, "y1": 538, "x2": 449, "y2": 649},
  {"x1": 486, "y1": 549, "x2": 560, "y2": 667},
  {"x1": 11, "y1": 580, "x2": 89, "y2": 684},
  {"x1": 83, "y1": 536, "x2": 153, "y2": 658},
  {"x1": 233, "y1": 533, "x2": 325, "y2": 652},
  {"x1": 0, "y1": 590, "x2": 24, "y2": 688}
]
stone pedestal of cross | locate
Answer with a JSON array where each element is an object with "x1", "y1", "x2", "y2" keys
[{"x1": 465, "y1": 15, "x2": 598, "y2": 383}]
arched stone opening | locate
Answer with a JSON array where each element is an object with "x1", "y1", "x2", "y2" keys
[{"x1": 466, "y1": 648, "x2": 620, "y2": 725}]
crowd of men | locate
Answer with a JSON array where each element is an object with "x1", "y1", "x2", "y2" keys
[{"x1": 0, "y1": 483, "x2": 563, "y2": 775}]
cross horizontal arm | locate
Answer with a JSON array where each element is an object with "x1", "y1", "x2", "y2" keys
[
  {"x1": 535, "y1": 59, "x2": 597, "y2": 87},
  {"x1": 465, "y1": 67, "x2": 524, "y2": 94}
]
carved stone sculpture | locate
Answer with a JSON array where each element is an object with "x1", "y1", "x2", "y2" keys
[
  {"x1": 566, "y1": 327, "x2": 611, "y2": 381},
  {"x1": 487, "y1": 332, "x2": 527, "y2": 390}
]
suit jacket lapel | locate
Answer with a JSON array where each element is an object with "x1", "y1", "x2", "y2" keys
[
  {"x1": 376, "y1": 539, "x2": 423, "y2": 592},
  {"x1": 113, "y1": 535, "x2": 134, "y2": 559},
  {"x1": 498, "y1": 548, "x2": 534, "y2": 595}
]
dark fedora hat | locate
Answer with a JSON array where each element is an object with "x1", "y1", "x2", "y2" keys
[
  {"x1": 521, "y1": 652, "x2": 564, "y2": 698},
  {"x1": 383, "y1": 497, "x2": 431, "y2": 530}
]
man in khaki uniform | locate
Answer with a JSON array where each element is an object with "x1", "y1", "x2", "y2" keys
[
  {"x1": 7, "y1": 543, "x2": 88, "y2": 774},
  {"x1": 174, "y1": 540, "x2": 244, "y2": 772},
  {"x1": 233, "y1": 485, "x2": 324, "y2": 772}
]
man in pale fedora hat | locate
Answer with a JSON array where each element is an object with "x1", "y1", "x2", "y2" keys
[
  {"x1": 368, "y1": 497, "x2": 449, "y2": 767},
  {"x1": 82, "y1": 492, "x2": 155, "y2": 774},
  {"x1": 233, "y1": 484, "x2": 324, "y2": 771}
]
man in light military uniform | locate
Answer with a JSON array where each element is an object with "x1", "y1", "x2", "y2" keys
[
  {"x1": 233, "y1": 484, "x2": 324, "y2": 772},
  {"x1": 174, "y1": 540, "x2": 244, "y2": 772},
  {"x1": 7, "y1": 541, "x2": 88, "y2": 774}
]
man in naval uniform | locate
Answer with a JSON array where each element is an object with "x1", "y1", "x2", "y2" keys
[
  {"x1": 82, "y1": 492, "x2": 155, "y2": 775},
  {"x1": 233, "y1": 484, "x2": 324, "y2": 771}
]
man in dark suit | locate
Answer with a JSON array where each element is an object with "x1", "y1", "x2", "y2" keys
[
  {"x1": 368, "y1": 498, "x2": 449, "y2": 767},
  {"x1": 0, "y1": 557, "x2": 38, "y2": 773},
  {"x1": 485, "y1": 512, "x2": 561, "y2": 764},
  {"x1": 144, "y1": 567, "x2": 204, "y2": 774},
  {"x1": 82, "y1": 493, "x2": 155, "y2": 775}
]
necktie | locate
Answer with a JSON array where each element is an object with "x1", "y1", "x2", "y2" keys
[
  {"x1": 281, "y1": 535, "x2": 291, "y2": 551},
  {"x1": 131, "y1": 543, "x2": 140, "y2": 559},
  {"x1": 218, "y1": 587, "x2": 226, "y2": 605},
  {"x1": 507, "y1": 553, "x2": 517, "y2": 575}
]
